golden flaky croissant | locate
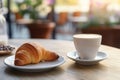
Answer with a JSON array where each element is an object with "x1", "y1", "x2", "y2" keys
[{"x1": 14, "y1": 42, "x2": 59, "y2": 66}]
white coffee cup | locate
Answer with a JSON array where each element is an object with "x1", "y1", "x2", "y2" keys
[{"x1": 73, "y1": 34, "x2": 102, "y2": 60}]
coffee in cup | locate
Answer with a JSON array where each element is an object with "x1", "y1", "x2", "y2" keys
[{"x1": 73, "y1": 34, "x2": 102, "y2": 60}]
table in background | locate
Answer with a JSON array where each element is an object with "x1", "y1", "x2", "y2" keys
[{"x1": 0, "y1": 39, "x2": 120, "y2": 80}]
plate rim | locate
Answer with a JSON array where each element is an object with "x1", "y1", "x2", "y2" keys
[{"x1": 4, "y1": 55, "x2": 65, "y2": 71}]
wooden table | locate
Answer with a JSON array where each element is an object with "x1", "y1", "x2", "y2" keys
[{"x1": 0, "y1": 39, "x2": 120, "y2": 80}]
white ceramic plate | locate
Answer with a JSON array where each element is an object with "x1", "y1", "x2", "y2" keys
[
  {"x1": 67, "y1": 51, "x2": 108, "y2": 65},
  {"x1": 4, "y1": 55, "x2": 65, "y2": 72}
]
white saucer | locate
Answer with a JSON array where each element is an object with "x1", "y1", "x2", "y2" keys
[
  {"x1": 4, "y1": 55, "x2": 65, "y2": 72},
  {"x1": 67, "y1": 51, "x2": 108, "y2": 65}
]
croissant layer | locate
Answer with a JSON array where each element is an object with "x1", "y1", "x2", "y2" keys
[{"x1": 14, "y1": 42, "x2": 59, "y2": 66}]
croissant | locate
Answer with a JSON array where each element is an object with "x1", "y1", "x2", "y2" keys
[{"x1": 14, "y1": 42, "x2": 59, "y2": 66}]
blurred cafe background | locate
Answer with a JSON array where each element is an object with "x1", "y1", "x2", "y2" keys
[{"x1": 1, "y1": 0, "x2": 120, "y2": 48}]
